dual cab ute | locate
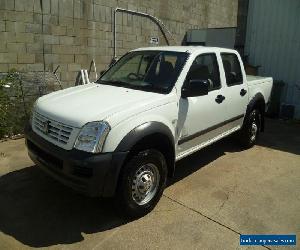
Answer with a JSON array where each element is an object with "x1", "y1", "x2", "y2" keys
[{"x1": 25, "y1": 46, "x2": 273, "y2": 217}]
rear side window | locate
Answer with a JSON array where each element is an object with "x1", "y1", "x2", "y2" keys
[
  {"x1": 187, "y1": 53, "x2": 221, "y2": 91},
  {"x1": 221, "y1": 53, "x2": 243, "y2": 86}
]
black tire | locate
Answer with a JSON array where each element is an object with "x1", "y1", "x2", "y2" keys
[
  {"x1": 115, "y1": 149, "x2": 167, "y2": 218},
  {"x1": 239, "y1": 109, "x2": 261, "y2": 148}
]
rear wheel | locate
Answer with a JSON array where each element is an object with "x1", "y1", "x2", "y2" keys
[
  {"x1": 116, "y1": 149, "x2": 167, "y2": 218},
  {"x1": 239, "y1": 109, "x2": 261, "y2": 148}
]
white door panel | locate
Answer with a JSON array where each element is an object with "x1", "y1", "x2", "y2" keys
[
  {"x1": 220, "y1": 52, "x2": 248, "y2": 127},
  {"x1": 176, "y1": 89, "x2": 227, "y2": 154},
  {"x1": 176, "y1": 52, "x2": 228, "y2": 155},
  {"x1": 223, "y1": 84, "x2": 248, "y2": 120}
]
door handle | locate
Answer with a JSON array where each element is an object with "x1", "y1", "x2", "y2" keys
[
  {"x1": 215, "y1": 95, "x2": 225, "y2": 104},
  {"x1": 240, "y1": 88, "x2": 247, "y2": 96}
]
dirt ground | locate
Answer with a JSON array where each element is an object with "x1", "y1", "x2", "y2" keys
[{"x1": 0, "y1": 118, "x2": 299, "y2": 250}]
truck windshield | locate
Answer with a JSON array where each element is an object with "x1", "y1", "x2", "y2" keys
[{"x1": 97, "y1": 51, "x2": 188, "y2": 94}]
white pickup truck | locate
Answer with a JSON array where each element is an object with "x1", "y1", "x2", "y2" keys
[{"x1": 25, "y1": 46, "x2": 273, "y2": 217}]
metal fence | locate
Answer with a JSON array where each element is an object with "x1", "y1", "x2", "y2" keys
[{"x1": 0, "y1": 71, "x2": 62, "y2": 139}]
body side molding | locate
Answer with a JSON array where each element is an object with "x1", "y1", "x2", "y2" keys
[{"x1": 178, "y1": 114, "x2": 244, "y2": 145}]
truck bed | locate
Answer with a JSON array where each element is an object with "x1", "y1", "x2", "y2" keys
[
  {"x1": 247, "y1": 75, "x2": 273, "y2": 111},
  {"x1": 247, "y1": 75, "x2": 272, "y2": 84}
]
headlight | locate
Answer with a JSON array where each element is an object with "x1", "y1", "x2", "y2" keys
[{"x1": 74, "y1": 121, "x2": 110, "y2": 153}]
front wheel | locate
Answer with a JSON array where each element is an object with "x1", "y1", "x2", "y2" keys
[
  {"x1": 239, "y1": 109, "x2": 261, "y2": 148},
  {"x1": 116, "y1": 149, "x2": 167, "y2": 218}
]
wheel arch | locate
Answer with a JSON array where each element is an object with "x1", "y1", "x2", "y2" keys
[
  {"x1": 245, "y1": 93, "x2": 266, "y2": 131},
  {"x1": 115, "y1": 121, "x2": 176, "y2": 178}
]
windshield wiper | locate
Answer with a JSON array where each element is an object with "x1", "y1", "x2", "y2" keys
[
  {"x1": 98, "y1": 79, "x2": 169, "y2": 93},
  {"x1": 98, "y1": 79, "x2": 131, "y2": 87},
  {"x1": 142, "y1": 84, "x2": 170, "y2": 93}
]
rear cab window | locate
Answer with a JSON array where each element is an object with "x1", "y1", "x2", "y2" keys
[{"x1": 221, "y1": 53, "x2": 243, "y2": 86}]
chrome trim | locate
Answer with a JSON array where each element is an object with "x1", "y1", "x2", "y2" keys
[{"x1": 33, "y1": 112, "x2": 73, "y2": 145}]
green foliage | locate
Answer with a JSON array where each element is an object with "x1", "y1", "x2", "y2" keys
[
  {"x1": 0, "y1": 70, "x2": 64, "y2": 139},
  {"x1": 0, "y1": 70, "x2": 31, "y2": 139}
]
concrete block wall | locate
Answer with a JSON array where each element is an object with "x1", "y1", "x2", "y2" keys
[
  {"x1": 207, "y1": 0, "x2": 238, "y2": 28},
  {"x1": 0, "y1": 0, "x2": 238, "y2": 87}
]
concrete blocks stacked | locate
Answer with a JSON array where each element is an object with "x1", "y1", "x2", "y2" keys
[{"x1": 0, "y1": 0, "x2": 238, "y2": 87}]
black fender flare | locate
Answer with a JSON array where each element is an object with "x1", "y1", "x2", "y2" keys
[
  {"x1": 116, "y1": 122, "x2": 174, "y2": 151},
  {"x1": 116, "y1": 121, "x2": 176, "y2": 175},
  {"x1": 103, "y1": 122, "x2": 175, "y2": 197},
  {"x1": 245, "y1": 93, "x2": 266, "y2": 131}
]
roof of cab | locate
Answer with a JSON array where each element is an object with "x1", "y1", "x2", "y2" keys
[{"x1": 132, "y1": 46, "x2": 237, "y2": 54}]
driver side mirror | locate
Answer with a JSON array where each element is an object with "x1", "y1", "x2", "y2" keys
[{"x1": 181, "y1": 80, "x2": 209, "y2": 98}]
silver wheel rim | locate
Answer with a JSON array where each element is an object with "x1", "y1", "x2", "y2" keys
[
  {"x1": 250, "y1": 122, "x2": 258, "y2": 142},
  {"x1": 131, "y1": 163, "x2": 160, "y2": 206}
]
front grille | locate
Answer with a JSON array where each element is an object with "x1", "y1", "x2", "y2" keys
[{"x1": 33, "y1": 112, "x2": 73, "y2": 145}]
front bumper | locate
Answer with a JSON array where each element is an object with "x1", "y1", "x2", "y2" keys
[{"x1": 24, "y1": 123, "x2": 128, "y2": 197}]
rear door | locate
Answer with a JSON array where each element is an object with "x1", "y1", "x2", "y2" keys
[
  {"x1": 220, "y1": 52, "x2": 248, "y2": 128},
  {"x1": 176, "y1": 52, "x2": 228, "y2": 157}
]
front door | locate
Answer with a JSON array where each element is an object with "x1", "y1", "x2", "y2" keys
[{"x1": 176, "y1": 53, "x2": 228, "y2": 159}]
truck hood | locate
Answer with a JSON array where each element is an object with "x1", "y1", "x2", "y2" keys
[{"x1": 36, "y1": 83, "x2": 172, "y2": 128}]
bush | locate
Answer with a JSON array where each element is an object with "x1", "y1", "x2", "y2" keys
[
  {"x1": 0, "y1": 70, "x2": 63, "y2": 139},
  {"x1": 0, "y1": 71, "x2": 32, "y2": 139}
]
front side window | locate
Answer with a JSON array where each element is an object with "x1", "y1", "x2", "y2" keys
[
  {"x1": 97, "y1": 51, "x2": 188, "y2": 94},
  {"x1": 186, "y1": 53, "x2": 221, "y2": 91},
  {"x1": 221, "y1": 53, "x2": 243, "y2": 86}
]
